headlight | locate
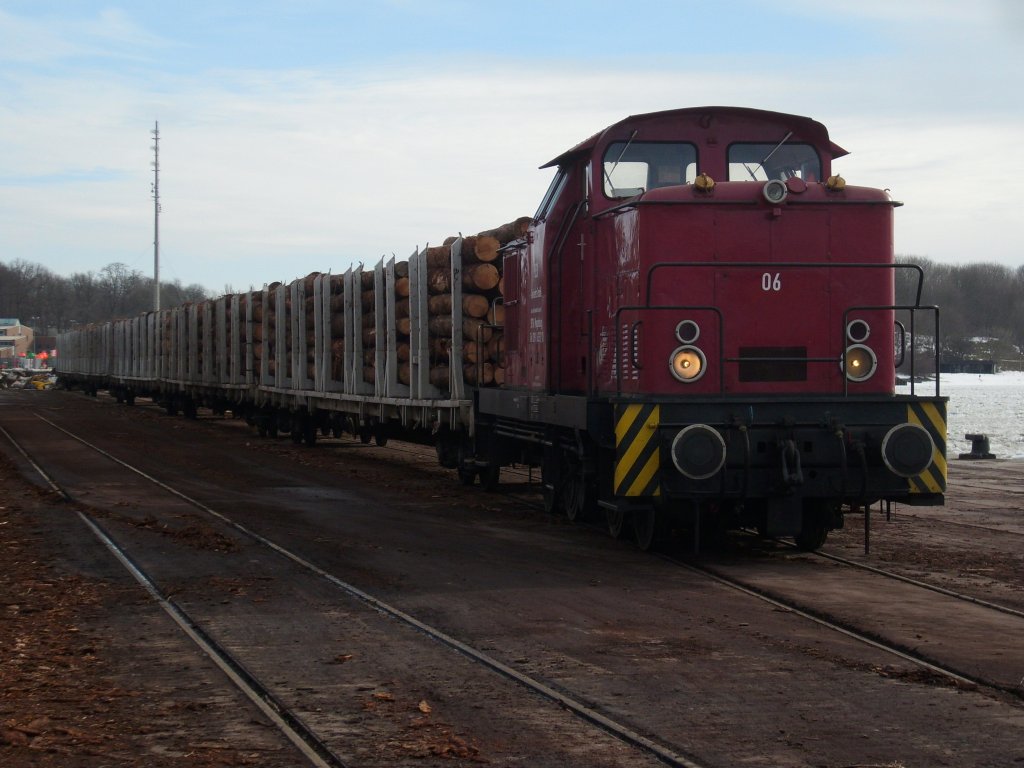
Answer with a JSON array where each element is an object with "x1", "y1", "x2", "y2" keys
[
  {"x1": 841, "y1": 344, "x2": 876, "y2": 382},
  {"x1": 763, "y1": 179, "x2": 788, "y2": 204},
  {"x1": 669, "y1": 345, "x2": 706, "y2": 383},
  {"x1": 846, "y1": 319, "x2": 871, "y2": 343},
  {"x1": 675, "y1": 320, "x2": 700, "y2": 344}
]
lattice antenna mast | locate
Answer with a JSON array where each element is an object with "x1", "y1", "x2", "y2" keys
[{"x1": 151, "y1": 121, "x2": 161, "y2": 311}]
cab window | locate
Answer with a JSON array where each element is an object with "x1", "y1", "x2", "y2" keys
[
  {"x1": 534, "y1": 169, "x2": 568, "y2": 221},
  {"x1": 728, "y1": 142, "x2": 821, "y2": 181},
  {"x1": 602, "y1": 142, "x2": 697, "y2": 198}
]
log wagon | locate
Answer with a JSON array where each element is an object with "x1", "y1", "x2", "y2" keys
[{"x1": 56, "y1": 106, "x2": 947, "y2": 550}]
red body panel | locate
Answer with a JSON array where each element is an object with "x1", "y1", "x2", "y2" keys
[{"x1": 505, "y1": 107, "x2": 898, "y2": 400}]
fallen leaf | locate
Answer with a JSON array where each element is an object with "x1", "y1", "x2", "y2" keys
[{"x1": 418, "y1": 700, "x2": 432, "y2": 714}]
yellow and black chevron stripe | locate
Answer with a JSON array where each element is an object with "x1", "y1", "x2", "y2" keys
[
  {"x1": 614, "y1": 404, "x2": 661, "y2": 497},
  {"x1": 907, "y1": 400, "x2": 947, "y2": 494}
]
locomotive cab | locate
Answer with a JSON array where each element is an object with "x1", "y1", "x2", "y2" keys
[{"x1": 483, "y1": 106, "x2": 946, "y2": 551}]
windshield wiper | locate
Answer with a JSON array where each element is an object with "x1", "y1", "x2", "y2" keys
[
  {"x1": 746, "y1": 130, "x2": 793, "y2": 180},
  {"x1": 603, "y1": 129, "x2": 639, "y2": 192}
]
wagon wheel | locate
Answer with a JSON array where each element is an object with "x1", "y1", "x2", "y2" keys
[
  {"x1": 631, "y1": 505, "x2": 664, "y2": 552},
  {"x1": 303, "y1": 420, "x2": 317, "y2": 447}
]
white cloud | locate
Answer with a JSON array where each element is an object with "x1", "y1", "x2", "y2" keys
[{"x1": 1, "y1": 4, "x2": 1022, "y2": 292}]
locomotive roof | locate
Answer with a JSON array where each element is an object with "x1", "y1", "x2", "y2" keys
[{"x1": 541, "y1": 106, "x2": 848, "y2": 169}]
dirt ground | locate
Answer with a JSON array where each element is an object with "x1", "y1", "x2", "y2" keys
[
  {"x1": 0, "y1": 451, "x2": 300, "y2": 766},
  {"x1": 3, "y1": 391, "x2": 1024, "y2": 767}
]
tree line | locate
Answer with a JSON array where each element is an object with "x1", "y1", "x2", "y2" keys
[
  {"x1": 895, "y1": 256, "x2": 1024, "y2": 363},
  {"x1": 0, "y1": 259, "x2": 211, "y2": 334},
  {"x1": 2, "y1": 255, "x2": 1021, "y2": 361}
]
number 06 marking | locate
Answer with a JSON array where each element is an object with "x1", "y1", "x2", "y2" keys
[{"x1": 761, "y1": 272, "x2": 782, "y2": 292}]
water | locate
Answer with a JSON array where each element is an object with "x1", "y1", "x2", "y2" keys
[{"x1": 898, "y1": 372, "x2": 1024, "y2": 459}]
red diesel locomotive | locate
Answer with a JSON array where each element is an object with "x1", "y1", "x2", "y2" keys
[
  {"x1": 476, "y1": 106, "x2": 946, "y2": 549},
  {"x1": 56, "y1": 106, "x2": 947, "y2": 552}
]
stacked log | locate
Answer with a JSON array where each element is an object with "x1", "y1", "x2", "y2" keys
[
  {"x1": 266, "y1": 282, "x2": 280, "y2": 378},
  {"x1": 417, "y1": 216, "x2": 529, "y2": 390},
  {"x1": 250, "y1": 293, "x2": 263, "y2": 377},
  {"x1": 302, "y1": 272, "x2": 319, "y2": 381},
  {"x1": 283, "y1": 285, "x2": 293, "y2": 375},
  {"x1": 195, "y1": 302, "x2": 206, "y2": 376},
  {"x1": 328, "y1": 275, "x2": 344, "y2": 383},
  {"x1": 393, "y1": 261, "x2": 411, "y2": 386},
  {"x1": 360, "y1": 270, "x2": 376, "y2": 384},
  {"x1": 235, "y1": 293, "x2": 247, "y2": 377}
]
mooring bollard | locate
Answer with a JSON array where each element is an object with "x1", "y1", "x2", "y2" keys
[{"x1": 959, "y1": 433, "x2": 995, "y2": 460}]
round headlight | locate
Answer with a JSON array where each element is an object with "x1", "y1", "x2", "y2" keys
[
  {"x1": 763, "y1": 179, "x2": 788, "y2": 204},
  {"x1": 846, "y1": 319, "x2": 871, "y2": 343},
  {"x1": 841, "y1": 344, "x2": 877, "y2": 382},
  {"x1": 675, "y1": 320, "x2": 700, "y2": 344},
  {"x1": 669, "y1": 346, "x2": 706, "y2": 383},
  {"x1": 882, "y1": 423, "x2": 935, "y2": 477}
]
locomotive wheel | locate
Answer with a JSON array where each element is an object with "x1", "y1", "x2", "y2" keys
[
  {"x1": 542, "y1": 484, "x2": 561, "y2": 514},
  {"x1": 562, "y1": 473, "x2": 585, "y2": 522},
  {"x1": 794, "y1": 501, "x2": 832, "y2": 551},
  {"x1": 359, "y1": 429, "x2": 373, "y2": 444},
  {"x1": 632, "y1": 506, "x2": 664, "y2": 552},
  {"x1": 561, "y1": 458, "x2": 594, "y2": 523},
  {"x1": 605, "y1": 505, "x2": 629, "y2": 539},
  {"x1": 458, "y1": 467, "x2": 477, "y2": 486}
]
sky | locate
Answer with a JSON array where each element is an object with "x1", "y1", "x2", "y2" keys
[{"x1": 1, "y1": 0, "x2": 1023, "y2": 294}]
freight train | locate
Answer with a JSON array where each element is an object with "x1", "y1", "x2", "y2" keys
[{"x1": 56, "y1": 106, "x2": 947, "y2": 551}]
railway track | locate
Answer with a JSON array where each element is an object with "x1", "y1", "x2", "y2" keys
[
  {"x1": 0, "y1": 422, "x2": 350, "y2": 768},
  {"x1": 801, "y1": 539, "x2": 1024, "y2": 620},
  {"x1": 3, "y1": 410, "x2": 707, "y2": 768},
  {"x1": 6, "y1": 392, "x2": 1024, "y2": 765},
  {"x1": 75, "y1": 396, "x2": 1024, "y2": 700},
  {"x1": 674, "y1": 553, "x2": 1024, "y2": 698},
  {"x1": 884, "y1": 511, "x2": 1024, "y2": 538}
]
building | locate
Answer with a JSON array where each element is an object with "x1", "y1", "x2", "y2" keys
[
  {"x1": 938, "y1": 359, "x2": 999, "y2": 375},
  {"x1": 0, "y1": 318, "x2": 34, "y2": 366}
]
